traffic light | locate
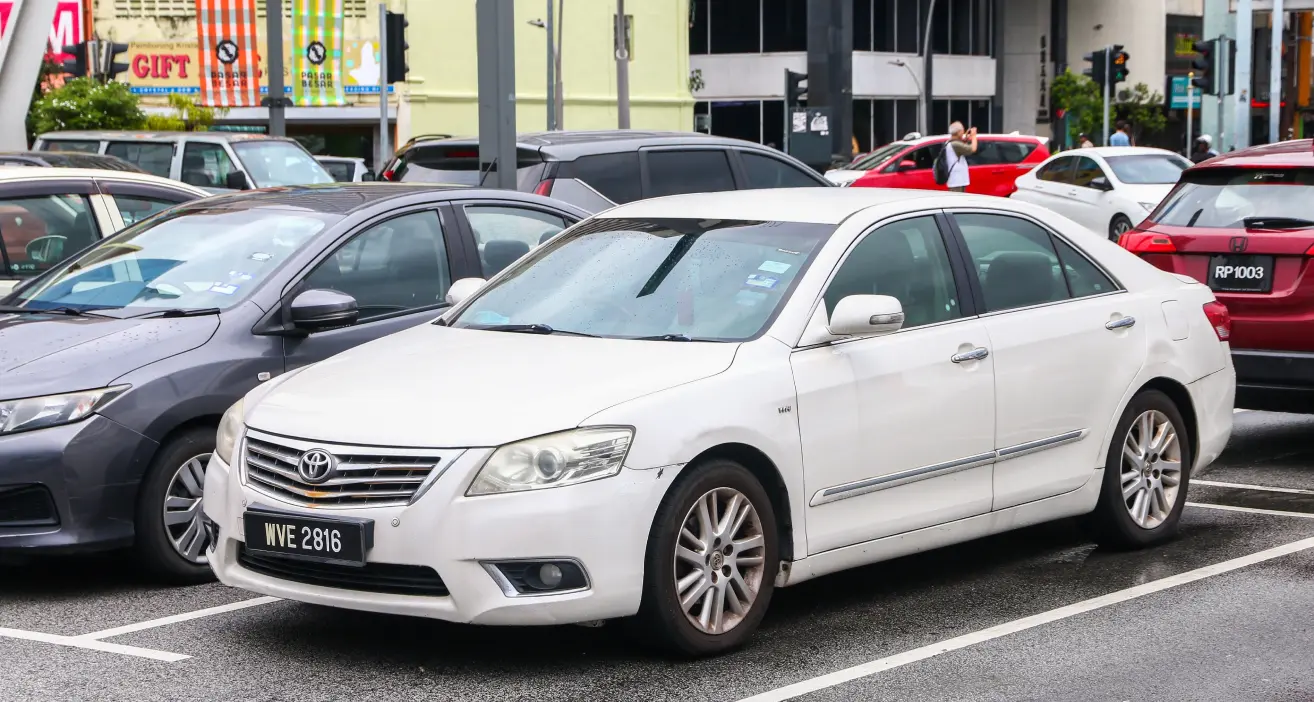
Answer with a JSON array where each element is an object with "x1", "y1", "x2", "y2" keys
[
  {"x1": 785, "y1": 69, "x2": 807, "y2": 108},
  {"x1": 1083, "y1": 48, "x2": 1108, "y2": 88},
  {"x1": 61, "y1": 42, "x2": 88, "y2": 78},
  {"x1": 384, "y1": 11, "x2": 408, "y2": 84},
  {"x1": 1192, "y1": 39, "x2": 1217, "y2": 95},
  {"x1": 1110, "y1": 45, "x2": 1130, "y2": 86},
  {"x1": 105, "y1": 42, "x2": 130, "y2": 82}
]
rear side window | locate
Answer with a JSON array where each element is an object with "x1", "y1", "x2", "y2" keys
[
  {"x1": 41, "y1": 140, "x2": 101, "y2": 154},
  {"x1": 394, "y1": 144, "x2": 545, "y2": 191},
  {"x1": 1036, "y1": 158, "x2": 1074, "y2": 183},
  {"x1": 739, "y1": 152, "x2": 824, "y2": 189},
  {"x1": 105, "y1": 142, "x2": 174, "y2": 178},
  {"x1": 1151, "y1": 168, "x2": 1314, "y2": 228},
  {"x1": 969, "y1": 140, "x2": 1037, "y2": 166},
  {"x1": 645, "y1": 150, "x2": 735, "y2": 198},
  {"x1": 556, "y1": 152, "x2": 642, "y2": 203}
]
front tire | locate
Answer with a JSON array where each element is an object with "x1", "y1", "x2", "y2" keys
[
  {"x1": 631, "y1": 460, "x2": 779, "y2": 657},
  {"x1": 1091, "y1": 390, "x2": 1192, "y2": 549},
  {"x1": 1109, "y1": 214, "x2": 1134, "y2": 242},
  {"x1": 134, "y1": 427, "x2": 217, "y2": 584}
]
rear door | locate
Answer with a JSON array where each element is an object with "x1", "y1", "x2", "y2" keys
[
  {"x1": 1018, "y1": 156, "x2": 1078, "y2": 217},
  {"x1": 968, "y1": 139, "x2": 1040, "y2": 197}
]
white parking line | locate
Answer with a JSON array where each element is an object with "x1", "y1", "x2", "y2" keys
[
  {"x1": 76, "y1": 596, "x2": 281, "y2": 641},
  {"x1": 1187, "y1": 501, "x2": 1314, "y2": 519},
  {"x1": 1193, "y1": 479, "x2": 1314, "y2": 496},
  {"x1": 0, "y1": 627, "x2": 189, "y2": 662},
  {"x1": 735, "y1": 535, "x2": 1314, "y2": 702}
]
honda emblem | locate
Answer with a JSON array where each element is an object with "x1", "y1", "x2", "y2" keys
[{"x1": 1230, "y1": 237, "x2": 1248, "y2": 253}]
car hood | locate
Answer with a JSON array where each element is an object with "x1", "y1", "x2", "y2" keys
[
  {"x1": 245, "y1": 324, "x2": 740, "y2": 447},
  {"x1": 0, "y1": 312, "x2": 219, "y2": 398}
]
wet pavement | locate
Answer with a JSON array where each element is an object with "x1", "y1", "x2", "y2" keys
[{"x1": 2, "y1": 410, "x2": 1312, "y2": 702}]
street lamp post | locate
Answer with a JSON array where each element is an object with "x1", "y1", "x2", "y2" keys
[
  {"x1": 889, "y1": 59, "x2": 923, "y2": 137},
  {"x1": 920, "y1": 0, "x2": 937, "y2": 136}
]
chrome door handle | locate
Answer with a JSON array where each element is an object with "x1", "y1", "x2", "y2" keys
[
  {"x1": 1105, "y1": 316, "x2": 1136, "y2": 331},
  {"x1": 951, "y1": 347, "x2": 989, "y2": 363}
]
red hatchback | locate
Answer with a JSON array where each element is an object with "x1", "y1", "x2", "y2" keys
[
  {"x1": 846, "y1": 134, "x2": 1050, "y2": 197},
  {"x1": 1122, "y1": 139, "x2": 1314, "y2": 412}
]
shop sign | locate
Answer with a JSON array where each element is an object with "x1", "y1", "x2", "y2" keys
[
  {"x1": 0, "y1": 1, "x2": 84, "y2": 63},
  {"x1": 122, "y1": 39, "x2": 390, "y2": 98}
]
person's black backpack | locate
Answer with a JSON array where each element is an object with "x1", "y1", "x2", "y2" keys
[{"x1": 932, "y1": 144, "x2": 951, "y2": 185}]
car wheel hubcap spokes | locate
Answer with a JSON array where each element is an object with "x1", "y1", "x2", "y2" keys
[
  {"x1": 1120, "y1": 410, "x2": 1182, "y2": 530},
  {"x1": 673, "y1": 487, "x2": 766, "y2": 635},
  {"x1": 164, "y1": 454, "x2": 211, "y2": 564}
]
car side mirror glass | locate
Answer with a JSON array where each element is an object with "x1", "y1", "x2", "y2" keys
[
  {"x1": 827, "y1": 294, "x2": 905, "y2": 336},
  {"x1": 361, "y1": 171, "x2": 376, "y2": 182},
  {"x1": 289, "y1": 289, "x2": 358, "y2": 331},
  {"x1": 897, "y1": 160, "x2": 917, "y2": 172},
  {"x1": 225, "y1": 171, "x2": 251, "y2": 190},
  {"x1": 445, "y1": 277, "x2": 487, "y2": 307}
]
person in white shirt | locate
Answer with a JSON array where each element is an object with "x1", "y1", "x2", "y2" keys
[{"x1": 945, "y1": 122, "x2": 977, "y2": 192}]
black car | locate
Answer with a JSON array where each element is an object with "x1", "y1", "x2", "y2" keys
[
  {"x1": 0, "y1": 151, "x2": 146, "y2": 172},
  {"x1": 0, "y1": 184, "x2": 588, "y2": 581},
  {"x1": 377, "y1": 130, "x2": 831, "y2": 205}
]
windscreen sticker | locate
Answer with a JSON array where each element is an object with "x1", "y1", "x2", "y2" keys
[
  {"x1": 228, "y1": 271, "x2": 254, "y2": 281},
  {"x1": 744, "y1": 274, "x2": 779, "y2": 289},
  {"x1": 249, "y1": 252, "x2": 273, "y2": 262},
  {"x1": 776, "y1": 248, "x2": 802, "y2": 256},
  {"x1": 735, "y1": 289, "x2": 770, "y2": 307},
  {"x1": 759, "y1": 260, "x2": 792, "y2": 274},
  {"x1": 209, "y1": 284, "x2": 239, "y2": 295},
  {"x1": 470, "y1": 310, "x2": 511, "y2": 325}
]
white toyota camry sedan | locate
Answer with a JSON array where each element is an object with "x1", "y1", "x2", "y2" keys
[{"x1": 203, "y1": 188, "x2": 1235, "y2": 656}]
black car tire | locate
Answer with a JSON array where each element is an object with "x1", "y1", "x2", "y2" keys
[
  {"x1": 629, "y1": 459, "x2": 779, "y2": 657},
  {"x1": 134, "y1": 427, "x2": 217, "y2": 584},
  {"x1": 1090, "y1": 390, "x2": 1192, "y2": 550},
  {"x1": 1110, "y1": 214, "x2": 1134, "y2": 242}
]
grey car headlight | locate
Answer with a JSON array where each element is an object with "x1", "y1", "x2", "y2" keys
[
  {"x1": 0, "y1": 386, "x2": 129, "y2": 436},
  {"x1": 215, "y1": 398, "x2": 244, "y2": 466},
  {"x1": 466, "y1": 427, "x2": 634, "y2": 496}
]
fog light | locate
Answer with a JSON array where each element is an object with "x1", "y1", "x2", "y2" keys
[
  {"x1": 485, "y1": 559, "x2": 589, "y2": 596},
  {"x1": 539, "y1": 563, "x2": 563, "y2": 588}
]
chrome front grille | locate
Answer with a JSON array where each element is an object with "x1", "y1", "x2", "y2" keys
[{"x1": 243, "y1": 434, "x2": 451, "y2": 508}]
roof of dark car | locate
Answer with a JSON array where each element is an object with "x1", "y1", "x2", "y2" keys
[
  {"x1": 405, "y1": 130, "x2": 778, "y2": 160},
  {"x1": 1193, "y1": 139, "x2": 1314, "y2": 169},
  {"x1": 0, "y1": 151, "x2": 145, "y2": 172},
  {"x1": 168, "y1": 183, "x2": 584, "y2": 218}
]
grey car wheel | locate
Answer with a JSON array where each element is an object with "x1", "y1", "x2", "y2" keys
[{"x1": 163, "y1": 453, "x2": 211, "y2": 565}]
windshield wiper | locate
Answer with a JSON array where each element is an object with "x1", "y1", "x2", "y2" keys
[
  {"x1": 632, "y1": 333, "x2": 696, "y2": 341},
  {"x1": 476, "y1": 323, "x2": 599, "y2": 337},
  {"x1": 1243, "y1": 216, "x2": 1314, "y2": 230},
  {"x1": 0, "y1": 305, "x2": 104, "y2": 317},
  {"x1": 133, "y1": 307, "x2": 222, "y2": 319}
]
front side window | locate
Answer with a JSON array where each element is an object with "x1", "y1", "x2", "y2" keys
[
  {"x1": 645, "y1": 150, "x2": 736, "y2": 198},
  {"x1": 823, "y1": 216, "x2": 961, "y2": 328},
  {"x1": 1151, "y1": 168, "x2": 1314, "y2": 228},
  {"x1": 451, "y1": 218, "x2": 833, "y2": 341},
  {"x1": 464, "y1": 206, "x2": 570, "y2": 277},
  {"x1": 105, "y1": 142, "x2": 174, "y2": 178},
  {"x1": 740, "y1": 152, "x2": 824, "y2": 189},
  {"x1": 0, "y1": 194, "x2": 99, "y2": 279},
  {"x1": 232, "y1": 141, "x2": 334, "y2": 187},
  {"x1": 181, "y1": 142, "x2": 237, "y2": 189},
  {"x1": 885, "y1": 144, "x2": 937, "y2": 172},
  {"x1": 1071, "y1": 156, "x2": 1108, "y2": 188},
  {"x1": 1105, "y1": 154, "x2": 1190, "y2": 185},
  {"x1": 304, "y1": 210, "x2": 450, "y2": 320},
  {"x1": 852, "y1": 142, "x2": 911, "y2": 171},
  {"x1": 11, "y1": 207, "x2": 331, "y2": 314},
  {"x1": 955, "y1": 212, "x2": 1068, "y2": 312}
]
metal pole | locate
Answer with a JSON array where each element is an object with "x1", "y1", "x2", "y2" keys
[
  {"x1": 555, "y1": 0, "x2": 565, "y2": 128},
  {"x1": 1269, "y1": 0, "x2": 1283, "y2": 143},
  {"x1": 0, "y1": 0, "x2": 59, "y2": 151},
  {"x1": 1218, "y1": 35, "x2": 1228, "y2": 150},
  {"x1": 378, "y1": 3, "x2": 390, "y2": 170},
  {"x1": 545, "y1": 0, "x2": 556, "y2": 130},
  {"x1": 1102, "y1": 46, "x2": 1111, "y2": 145},
  {"x1": 920, "y1": 0, "x2": 937, "y2": 135},
  {"x1": 265, "y1": 0, "x2": 286, "y2": 137},
  {"x1": 1187, "y1": 72, "x2": 1195, "y2": 156},
  {"x1": 615, "y1": 0, "x2": 630, "y2": 129},
  {"x1": 476, "y1": 0, "x2": 517, "y2": 190}
]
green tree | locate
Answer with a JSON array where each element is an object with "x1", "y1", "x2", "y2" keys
[
  {"x1": 1050, "y1": 69, "x2": 1168, "y2": 147},
  {"x1": 144, "y1": 94, "x2": 230, "y2": 131},
  {"x1": 28, "y1": 78, "x2": 147, "y2": 135}
]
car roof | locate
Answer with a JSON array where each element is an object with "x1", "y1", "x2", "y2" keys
[
  {"x1": 598, "y1": 188, "x2": 953, "y2": 225},
  {"x1": 1050, "y1": 146, "x2": 1181, "y2": 159},
  {"x1": 38, "y1": 130, "x2": 296, "y2": 144},
  {"x1": 902, "y1": 133, "x2": 1050, "y2": 147},
  {"x1": 1192, "y1": 139, "x2": 1314, "y2": 169},
  {"x1": 313, "y1": 156, "x2": 364, "y2": 164},
  {"x1": 0, "y1": 167, "x2": 206, "y2": 191},
  {"x1": 406, "y1": 130, "x2": 786, "y2": 159},
  {"x1": 169, "y1": 182, "x2": 583, "y2": 217}
]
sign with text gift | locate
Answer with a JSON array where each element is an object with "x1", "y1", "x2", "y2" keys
[
  {"x1": 291, "y1": 0, "x2": 346, "y2": 106},
  {"x1": 194, "y1": 0, "x2": 261, "y2": 107}
]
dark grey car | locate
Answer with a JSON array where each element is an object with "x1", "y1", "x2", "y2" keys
[{"x1": 0, "y1": 184, "x2": 587, "y2": 581}]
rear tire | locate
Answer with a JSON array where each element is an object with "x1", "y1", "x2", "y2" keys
[
  {"x1": 1109, "y1": 214, "x2": 1134, "y2": 242},
  {"x1": 134, "y1": 427, "x2": 217, "y2": 585},
  {"x1": 630, "y1": 460, "x2": 779, "y2": 657},
  {"x1": 1090, "y1": 390, "x2": 1192, "y2": 549}
]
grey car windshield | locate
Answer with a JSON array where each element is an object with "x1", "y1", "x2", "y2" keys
[
  {"x1": 451, "y1": 218, "x2": 833, "y2": 341},
  {"x1": 9, "y1": 207, "x2": 333, "y2": 314},
  {"x1": 233, "y1": 141, "x2": 335, "y2": 187},
  {"x1": 1105, "y1": 155, "x2": 1190, "y2": 184}
]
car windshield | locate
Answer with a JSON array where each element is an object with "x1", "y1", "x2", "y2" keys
[
  {"x1": 1105, "y1": 154, "x2": 1191, "y2": 184},
  {"x1": 7, "y1": 207, "x2": 334, "y2": 314},
  {"x1": 232, "y1": 141, "x2": 335, "y2": 187},
  {"x1": 1151, "y1": 168, "x2": 1314, "y2": 228},
  {"x1": 849, "y1": 143, "x2": 909, "y2": 170},
  {"x1": 451, "y1": 218, "x2": 834, "y2": 341}
]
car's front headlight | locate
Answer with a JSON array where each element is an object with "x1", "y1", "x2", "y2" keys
[
  {"x1": 466, "y1": 427, "x2": 633, "y2": 496},
  {"x1": 0, "y1": 386, "x2": 128, "y2": 436},
  {"x1": 215, "y1": 398, "x2": 244, "y2": 465}
]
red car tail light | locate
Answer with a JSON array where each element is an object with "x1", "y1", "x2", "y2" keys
[
  {"x1": 1202, "y1": 301, "x2": 1232, "y2": 341},
  {"x1": 534, "y1": 179, "x2": 555, "y2": 196},
  {"x1": 1119, "y1": 231, "x2": 1177, "y2": 253}
]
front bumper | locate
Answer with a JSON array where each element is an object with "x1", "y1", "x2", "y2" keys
[
  {"x1": 0, "y1": 414, "x2": 156, "y2": 552},
  {"x1": 204, "y1": 445, "x2": 678, "y2": 625},
  {"x1": 1232, "y1": 349, "x2": 1314, "y2": 413}
]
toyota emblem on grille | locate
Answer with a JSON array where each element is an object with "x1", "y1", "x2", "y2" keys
[
  {"x1": 1230, "y1": 236, "x2": 1249, "y2": 253},
  {"x1": 297, "y1": 449, "x2": 337, "y2": 484}
]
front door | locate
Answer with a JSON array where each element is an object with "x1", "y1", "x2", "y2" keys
[
  {"x1": 791, "y1": 214, "x2": 996, "y2": 554},
  {"x1": 949, "y1": 211, "x2": 1148, "y2": 510}
]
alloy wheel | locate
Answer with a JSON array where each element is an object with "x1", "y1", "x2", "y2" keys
[
  {"x1": 1114, "y1": 219, "x2": 1133, "y2": 235},
  {"x1": 673, "y1": 487, "x2": 766, "y2": 635},
  {"x1": 164, "y1": 454, "x2": 211, "y2": 564},
  {"x1": 1120, "y1": 410, "x2": 1182, "y2": 530}
]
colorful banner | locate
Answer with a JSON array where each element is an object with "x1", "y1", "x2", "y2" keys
[
  {"x1": 0, "y1": 1, "x2": 84, "y2": 65},
  {"x1": 122, "y1": 40, "x2": 390, "y2": 98},
  {"x1": 194, "y1": 0, "x2": 261, "y2": 107},
  {"x1": 291, "y1": 0, "x2": 346, "y2": 106}
]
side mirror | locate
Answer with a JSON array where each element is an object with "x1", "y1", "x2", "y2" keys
[
  {"x1": 828, "y1": 295, "x2": 905, "y2": 336},
  {"x1": 360, "y1": 171, "x2": 376, "y2": 182},
  {"x1": 289, "y1": 289, "x2": 358, "y2": 331},
  {"x1": 225, "y1": 171, "x2": 251, "y2": 190},
  {"x1": 1090, "y1": 176, "x2": 1113, "y2": 191},
  {"x1": 897, "y1": 160, "x2": 918, "y2": 172},
  {"x1": 445, "y1": 277, "x2": 487, "y2": 306}
]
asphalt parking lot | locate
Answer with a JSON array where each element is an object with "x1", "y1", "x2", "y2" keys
[{"x1": 2, "y1": 410, "x2": 1313, "y2": 702}]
